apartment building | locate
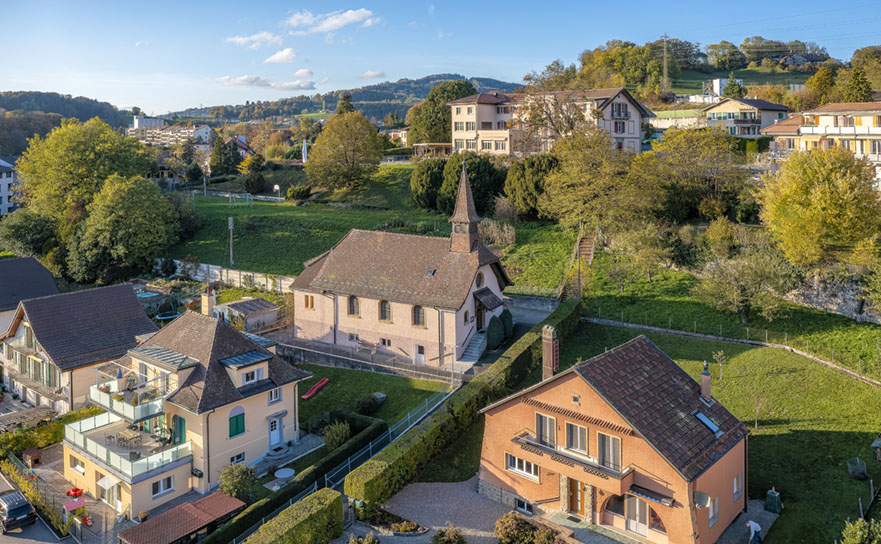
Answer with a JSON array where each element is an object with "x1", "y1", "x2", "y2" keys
[
  {"x1": 762, "y1": 102, "x2": 881, "y2": 178},
  {"x1": 448, "y1": 88, "x2": 653, "y2": 157},
  {"x1": 703, "y1": 98, "x2": 790, "y2": 138},
  {"x1": 62, "y1": 311, "x2": 311, "y2": 516},
  {"x1": 0, "y1": 155, "x2": 19, "y2": 217},
  {"x1": 126, "y1": 124, "x2": 210, "y2": 148}
]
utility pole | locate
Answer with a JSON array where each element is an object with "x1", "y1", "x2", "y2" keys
[
  {"x1": 662, "y1": 33, "x2": 670, "y2": 92},
  {"x1": 228, "y1": 216, "x2": 234, "y2": 267}
]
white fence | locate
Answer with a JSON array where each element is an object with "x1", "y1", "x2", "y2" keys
[{"x1": 169, "y1": 259, "x2": 296, "y2": 293}]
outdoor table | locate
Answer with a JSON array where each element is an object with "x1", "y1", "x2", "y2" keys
[
  {"x1": 118, "y1": 429, "x2": 139, "y2": 448},
  {"x1": 274, "y1": 468, "x2": 295, "y2": 480}
]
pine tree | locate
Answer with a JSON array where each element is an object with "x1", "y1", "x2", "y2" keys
[
  {"x1": 722, "y1": 72, "x2": 744, "y2": 98},
  {"x1": 840, "y1": 66, "x2": 873, "y2": 102},
  {"x1": 335, "y1": 94, "x2": 355, "y2": 114}
]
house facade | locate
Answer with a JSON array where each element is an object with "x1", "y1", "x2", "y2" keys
[
  {"x1": 126, "y1": 124, "x2": 210, "y2": 148},
  {"x1": 62, "y1": 311, "x2": 311, "y2": 516},
  {"x1": 291, "y1": 168, "x2": 511, "y2": 366},
  {"x1": 703, "y1": 98, "x2": 790, "y2": 138},
  {"x1": 0, "y1": 284, "x2": 157, "y2": 414},
  {"x1": 448, "y1": 88, "x2": 653, "y2": 157},
  {"x1": 478, "y1": 332, "x2": 748, "y2": 544},
  {"x1": 0, "y1": 155, "x2": 20, "y2": 217}
]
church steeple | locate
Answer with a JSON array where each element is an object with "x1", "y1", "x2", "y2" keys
[{"x1": 449, "y1": 165, "x2": 481, "y2": 253}]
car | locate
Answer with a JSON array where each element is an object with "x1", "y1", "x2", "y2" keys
[{"x1": 0, "y1": 490, "x2": 37, "y2": 534}]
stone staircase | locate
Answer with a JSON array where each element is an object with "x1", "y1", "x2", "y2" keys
[
  {"x1": 459, "y1": 331, "x2": 487, "y2": 363},
  {"x1": 579, "y1": 235, "x2": 595, "y2": 266}
]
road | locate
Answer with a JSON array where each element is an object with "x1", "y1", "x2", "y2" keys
[{"x1": 0, "y1": 473, "x2": 57, "y2": 544}]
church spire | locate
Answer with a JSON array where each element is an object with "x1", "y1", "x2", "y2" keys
[{"x1": 449, "y1": 165, "x2": 481, "y2": 253}]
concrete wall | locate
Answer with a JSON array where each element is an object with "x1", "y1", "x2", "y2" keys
[
  {"x1": 504, "y1": 294, "x2": 559, "y2": 313},
  {"x1": 279, "y1": 344, "x2": 458, "y2": 382}
]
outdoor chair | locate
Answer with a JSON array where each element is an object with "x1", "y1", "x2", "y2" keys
[{"x1": 104, "y1": 433, "x2": 116, "y2": 446}]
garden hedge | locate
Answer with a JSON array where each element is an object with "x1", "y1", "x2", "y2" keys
[
  {"x1": 0, "y1": 405, "x2": 102, "y2": 459},
  {"x1": 203, "y1": 410, "x2": 386, "y2": 544},
  {"x1": 244, "y1": 487, "x2": 343, "y2": 544},
  {"x1": 344, "y1": 299, "x2": 582, "y2": 507}
]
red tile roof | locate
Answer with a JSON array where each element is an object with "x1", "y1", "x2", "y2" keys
[
  {"x1": 761, "y1": 114, "x2": 803, "y2": 136},
  {"x1": 118, "y1": 493, "x2": 245, "y2": 544},
  {"x1": 806, "y1": 102, "x2": 881, "y2": 114}
]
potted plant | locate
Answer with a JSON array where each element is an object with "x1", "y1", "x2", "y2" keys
[
  {"x1": 113, "y1": 393, "x2": 125, "y2": 402},
  {"x1": 138, "y1": 511, "x2": 149, "y2": 522},
  {"x1": 98, "y1": 384, "x2": 111, "y2": 394}
]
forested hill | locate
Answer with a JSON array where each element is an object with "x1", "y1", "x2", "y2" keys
[
  {"x1": 0, "y1": 91, "x2": 129, "y2": 155},
  {"x1": 167, "y1": 73, "x2": 520, "y2": 123}
]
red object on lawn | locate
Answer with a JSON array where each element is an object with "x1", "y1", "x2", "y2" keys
[
  {"x1": 66, "y1": 488, "x2": 84, "y2": 498},
  {"x1": 301, "y1": 377, "x2": 330, "y2": 400}
]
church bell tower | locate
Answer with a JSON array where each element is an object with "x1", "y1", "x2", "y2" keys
[{"x1": 449, "y1": 166, "x2": 481, "y2": 253}]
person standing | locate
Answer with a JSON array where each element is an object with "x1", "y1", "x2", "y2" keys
[{"x1": 745, "y1": 520, "x2": 763, "y2": 543}]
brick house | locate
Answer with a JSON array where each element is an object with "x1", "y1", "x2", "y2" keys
[
  {"x1": 291, "y1": 168, "x2": 511, "y2": 366},
  {"x1": 478, "y1": 330, "x2": 749, "y2": 544}
]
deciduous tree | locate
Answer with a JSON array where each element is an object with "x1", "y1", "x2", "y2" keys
[
  {"x1": 614, "y1": 222, "x2": 671, "y2": 282},
  {"x1": 305, "y1": 111, "x2": 383, "y2": 189},
  {"x1": 237, "y1": 153, "x2": 265, "y2": 175},
  {"x1": 408, "y1": 80, "x2": 476, "y2": 145},
  {"x1": 0, "y1": 209, "x2": 57, "y2": 257}
]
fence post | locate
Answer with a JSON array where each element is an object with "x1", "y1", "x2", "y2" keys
[
  {"x1": 694, "y1": 320, "x2": 696, "y2": 333},
  {"x1": 765, "y1": 330, "x2": 768, "y2": 343},
  {"x1": 860, "y1": 496, "x2": 864, "y2": 518},
  {"x1": 746, "y1": 327, "x2": 749, "y2": 340},
  {"x1": 785, "y1": 332, "x2": 787, "y2": 346}
]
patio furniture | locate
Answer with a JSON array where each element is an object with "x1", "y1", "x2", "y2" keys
[
  {"x1": 274, "y1": 468, "x2": 295, "y2": 481},
  {"x1": 105, "y1": 433, "x2": 117, "y2": 446},
  {"x1": 22, "y1": 448, "x2": 41, "y2": 468},
  {"x1": 129, "y1": 451, "x2": 141, "y2": 461}
]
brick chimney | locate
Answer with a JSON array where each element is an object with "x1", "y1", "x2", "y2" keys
[
  {"x1": 541, "y1": 325, "x2": 559, "y2": 381},
  {"x1": 700, "y1": 360, "x2": 712, "y2": 402},
  {"x1": 201, "y1": 286, "x2": 216, "y2": 317}
]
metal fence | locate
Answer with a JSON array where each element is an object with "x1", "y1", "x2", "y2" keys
[{"x1": 833, "y1": 472, "x2": 881, "y2": 543}]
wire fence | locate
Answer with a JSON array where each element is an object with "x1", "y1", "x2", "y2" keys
[
  {"x1": 229, "y1": 482, "x2": 318, "y2": 544},
  {"x1": 833, "y1": 469, "x2": 881, "y2": 543}
]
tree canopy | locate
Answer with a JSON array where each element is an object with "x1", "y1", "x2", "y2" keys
[
  {"x1": 722, "y1": 72, "x2": 745, "y2": 98},
  {"x1": 408, "y1": 80, "x2": 476, "y2": 145},
  {"x1": 305, "y1": 111, "x2": 383, "y2": 189},
  {"x1": 0, "y1": 209, "x2": 57, "y2": 258},
  {"x1": 438, "y1": 152, "x2": 506, "y2": 216},
  {"x1": 409, "y1": 158, "x2": 446, "y2": 210},
  {"x1": 504, "y1": 153, "x2": 559, "y2": 217},
  {"x1": 335, "y1": 93, "x2": 355, "y2": 114}
]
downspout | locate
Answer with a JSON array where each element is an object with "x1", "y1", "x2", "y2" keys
[
  {"x1": 436, "y1": 308, "x2": 444, "y2": 367},
  {"x1": 205, "y1": 409, "x2": 213, "y2": 488}
]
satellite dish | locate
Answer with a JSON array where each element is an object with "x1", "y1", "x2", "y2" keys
[{"x1": 694, "y1": 491, "x2": 711, "y2": 508}]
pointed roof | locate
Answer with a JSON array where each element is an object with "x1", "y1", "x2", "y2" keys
[{"x1": 449, "y1": 166, "x2": 481, "y2": 224}]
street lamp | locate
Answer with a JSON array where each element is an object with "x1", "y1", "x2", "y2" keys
[{"x1": 273, "y1": 184, "x2": 280, "y2": 199}]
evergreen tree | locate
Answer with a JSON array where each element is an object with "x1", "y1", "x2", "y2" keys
[
  {"x1": 209, "y1": 139, "x2": 226, "y2": 175},
  {"x1": 176, "y1": 138, "x2": 196, "y2": 164},
  {"x1": 335, "y1": 94, "x2": 355, "y2": 114},
  {"x1": 722, "y1": 72, "x2": 744, "y2": 98},
  {"x1": 839, "y1": 66, "x2": 873, "y2": 102}
]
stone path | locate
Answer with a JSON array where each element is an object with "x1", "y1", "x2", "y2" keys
[
  {"x1": 252, "y1": 432, "x2": 323, "y2": 477},
  {"x1": 716, "y1": 499, "x2": 779, "y2": 544},
  {"x1": 543, "y1": 512, "x2": 640, "y2": 544}
]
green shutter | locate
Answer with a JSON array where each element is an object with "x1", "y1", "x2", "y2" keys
[{"x1": 229, "y1": 414, "x2": 243, "y2": 437}]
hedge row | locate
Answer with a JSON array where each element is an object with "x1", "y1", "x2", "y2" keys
[
  {"x1": 344, "y1": 299, "x2": 583, "y2": 507},
  {"x1": 0, "y1": 405, "x2": 103, "y2": 459},
  {"x1": 244, "y1": 487, "x2": 343, "y2": 544},
  {"x1": 204, "y1": 410, "x2": 387, "y2": 544}
]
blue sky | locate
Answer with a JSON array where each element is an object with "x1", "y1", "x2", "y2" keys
[{"x1": 2, "y1": 0, "x2": 879, "y2": 114}]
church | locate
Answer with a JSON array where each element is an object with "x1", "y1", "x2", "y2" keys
[{"x1": 290, "y1": 168, "x2": 512, "y2": 367}]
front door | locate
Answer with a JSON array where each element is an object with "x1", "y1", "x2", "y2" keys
[
  {"x1": 476, "y1": 306, "x2": 486, "y2": 331},
  {"x1": 569, "y1": 479, "x2": 585, "y2": 516},
  {"x1": 414, "y1": 345, "x2": 425, "y2": 365},
  {"x1": 269, "y1": 418, "x2": 282, "y2": 448},
  {"x1": 625, "y1": 495, "x2": 648, "y2": 536}
]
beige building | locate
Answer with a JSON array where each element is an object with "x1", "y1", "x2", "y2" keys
[
  {"x1": 126, "y1": 124, "x2": 210, "y2": 148},
  {"x1": 0, "y1": 284, "x2": 157, "y2": 414},
  {"x1": 292, "y1": 169, "x2": 511, "y2": 366},
  {"x1": 703, "y1": 98, "x2": 790, "y2": 138},
  {"x1": 447, "y1": 87, "x2": 654, "y2": 156},
  {"x1": 62, "y1": 311, "x2": 311, "y2": 516}
]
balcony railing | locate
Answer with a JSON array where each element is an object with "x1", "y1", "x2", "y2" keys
[
  {"x1": 800, "y1": 126, "x2": 881, "y2": 136},
  {"x1": 512, "y1": 432, "x2": 632, "y2": 481},
  {"x1": 88, "y1": 382, "x2": 164, "y2": 422},
  {"x1": 733, "y1": 118, "x2": 760, "y2": 125},
  {"x1": 64, "y1": 412, "x2": 191, "y2": 480}
]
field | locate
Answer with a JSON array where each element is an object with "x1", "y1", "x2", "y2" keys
[
  {"x1": 500, "y1": 223, "x2": 577, "y2": 296},
  {"x1": 326, "y1": 164, "x2": 416, "y2": 209},
  {"x1": 207, "y1": 167, "x2": 308, "y2": 197},
  {"x1": 586, "y1": 252, "x2": 881, "y2": 382},
  {"x1": 670, "y1": 67, "x2": 812, "y2": 95}
]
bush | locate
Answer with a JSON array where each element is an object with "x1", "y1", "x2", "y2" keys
[
  {"x1": 286, "y1": 184, "x2": 312, "y2": 201},
  {"x1": 533, "y1": 528, "x2": 557, "y2": 544},
  {"x1": 349, "y1": 533, "x2": 382, "y2": 544},
  {"x1": 390, "y1": 520, "x2": 420, "y2": 533},
  {"x1": 705, "y1": 217, "x2": 737, "y2": 259},
  {"x1": 159, "y1": 257, "x2": 177, "y2": 278},
  {"x1": 355, "y1": 394, "x2": 381, "y2": 416},
  {"x1": 698, "y1": 195, "x2": 727, "y2": 221},
  {"x1": 494, "y1": 512, "x2": 535, "y2": 544},
  {"x1": 478, "y1": 219, "x2": 516, "y2": 247},
  {"x1": 0, "y1": 458, "x2": 68, "y2": 535},
  {"x1": 486, "y1": 315, "x2": 504, "y2": 350},
  {"x1": 0, "y1": 405, "x2": 102, "y2": 459},
  {"x1": 410, "y1": 158, "x2": 446, "y2": 210},
  {"x1": 500, "y1": 308, "x2": 514, "y2": 339},
  {"x1": 324, "y1": 421, "x2": 352, "y2": 451},
  {"x1": 244, "y1": 173, "x2": 265, "y2": 194},
  {"x1": 432, "y1": 525, "x2": 468, "y2": 544},
  {"x1": 218, "y1": 463, "x2": 257, "y2": 502},
  {"x1": 244, "y1": 488, "x2": 342, "y2": 544}
]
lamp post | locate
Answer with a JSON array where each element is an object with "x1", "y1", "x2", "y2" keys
[{"x1": 273, "y1": 184, "x2": 280, "y2": 199}]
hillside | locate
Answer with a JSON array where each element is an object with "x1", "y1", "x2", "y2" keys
[{"x1": 166, "y1": 73, "x2": 519, "y2": 123}]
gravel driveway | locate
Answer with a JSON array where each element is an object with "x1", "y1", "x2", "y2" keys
[{"x1": 332, "y1": 476, "x2": 508, "y2": 544}]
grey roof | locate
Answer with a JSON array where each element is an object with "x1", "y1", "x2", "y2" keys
[
  {"x1": 0, "y1": 258, "x2": 59, "y2": 312},
  {"x1": 129, "y1": 345, "x2": 199, "y2": 371},
  {"x1": 242, "y1": 332, "x2": 277, "y2": 349},
  {"x1": 219, "y1": 350, "x2": 272, "y2": 368},
  {"x1": 224, "y1": 297, "x2": 279, "y2": 315},
  {"x1": 153, "y1": 311, "x2": 311, "y2": 413},
  {"x1": 13, "y1": 284, "x2": 157, "y2": 371},
  {"x1": 0, "y1": 156, "x2": 18, "y2": 174}
]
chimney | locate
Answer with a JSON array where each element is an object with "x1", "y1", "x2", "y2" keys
[
  {"x1": 700, "y1": 360, "x2": 712, "y2": 402},
  {"x1": 541, "y1": 325, "x2": 559, "y2": 381},
  {"x1": 201, "y1": 286, "x2": 216, "y2": 317}
]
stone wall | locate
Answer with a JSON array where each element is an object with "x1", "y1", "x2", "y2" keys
[
  {"x1": 505, "y1": 294, "x2": 560, "y2": 312},
  {"x1": 785, "y1": 274, "x2": 880, "y2": 325}
]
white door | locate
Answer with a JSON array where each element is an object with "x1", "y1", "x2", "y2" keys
[
  {"x1": 269, "y1": 418, "x2": 281, "y2": 448},
  {"x1": 414, "y1": 345, "x2": 425, "y2": 365},
  {"x1": 625, "y1": 495, "x2": 648, "y2": 536}
]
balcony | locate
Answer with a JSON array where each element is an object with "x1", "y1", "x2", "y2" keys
[
  {"x1": 801, "y1": 125, "x2": 881, "y2": 136},
  {"x1": 65, "y1": 412, "x2": 191, "y2": 481},
  {"x1": 90, "y1": 360, "x2": 171, "y2": 422},
  {"x1": 733, "y1": 118, "x2": 760, "y2": 125}
]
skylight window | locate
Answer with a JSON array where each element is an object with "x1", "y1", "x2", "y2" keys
[
  {"x1": 427, "y1": 269, "x2": 436, "y2": 277},
  {"x1": 694, "y1": 410, "x2": 722, "y2": 437}
]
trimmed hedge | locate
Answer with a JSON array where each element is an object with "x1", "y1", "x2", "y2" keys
[
  {"x1": 245, "y1": 487, "x2": 343, "y2": 544},
  {"x1": 203, "y1": 410, "x2": 386, "y2": 544},
  {"x1": 344, "y1": 299, "x2": 582, "y2": 507}
]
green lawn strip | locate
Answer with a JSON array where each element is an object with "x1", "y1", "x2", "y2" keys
[
  {"x1": 586, "y1": 252, "x2": 881, "y2": 381},
  {"x1": 215, "y1": 287, "x2": 282, "y2": 305},
  {"x1": 561, "y1": 323, "x2": 881, "y2": 544},
  {"x1": 296, "y1": 364, "x2": 447, "y2": 427},
  {"x1": 416, "y1": 415, "x2": 485, "y2": 483},
  {"x1": 206, "y1": 168, "x2": 308, "y2": 196},
  {"x1": 0, "y1": 250, "x2": 14, "y2": 260},
  {"x1": 670, "y1": 68, "x2": 812, "y2": 95},
  {"x1": 326, "y1": 164, "x2": 416, "y2": 210},
  {"x1": 502, "y1": 223, "x2": 577, "y2": 296}
]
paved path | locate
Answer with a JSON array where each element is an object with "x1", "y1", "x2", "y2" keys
[
  {"x1": 0, "y1": 467, "x2": 59, "y2": 544},
  {"x1": 716, "y1": 499, "x2": 779, "y2": 544}
]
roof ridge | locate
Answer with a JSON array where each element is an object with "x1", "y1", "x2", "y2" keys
[{"x1": 21, "y1": 282, "x2": 130, "y2": 305}]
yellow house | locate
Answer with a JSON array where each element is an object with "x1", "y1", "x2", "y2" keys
[
  {"x1": 291, "y1": 168, "x2": 512, "y2": 366},
  {"x1": 62, "y1": 311, "x2": 311, "y2": 516},
  {"x1": 0, "y1": 284, "x2": 157, "y2": 414},
  {"x1": 702, "y1": 98, "x2": 790, "y2": 138}
]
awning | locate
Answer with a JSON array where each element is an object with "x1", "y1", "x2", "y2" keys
[
  {"x1": 265, "y1": 410, "x2": 288, "y2": 421},
  {"x1": 628, "y1": 484, "x2": 674, "y2": 507},
  {"x1": 97, "y1": 474, "x2": 120, "y2": 490},
  {"x1": 473, "y1": 288, "x2": 504, "y2": 310}
]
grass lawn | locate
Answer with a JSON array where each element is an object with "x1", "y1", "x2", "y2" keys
[
  {"x1": 326, "y1": 164, "x2": 416, "y2": 209},
  {"x1": 670, "y1": 67, "x2": 812, "y2": 96},
  {"x1": 296, "y1": 363, "x2": 447, "y2": 427},
  {"x1": 586, "y1": 252, "x2": 881, "y2": 381},
  {"x1": 215, "y1": 287, "x2": 283, "y2": 305},
  {"x1": 208, "y1": 167, "x2": 308, "y2": 197},
  {"x1": 416, "y1": 415, "x2": 485, "y2": 483},
  {"x1": 501, "y1": 223, "x2": 577, "y2": 297}
]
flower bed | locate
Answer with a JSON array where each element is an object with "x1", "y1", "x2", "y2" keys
[{"x1": 367, "y1": 510, "x2": 428, "y2": 536}]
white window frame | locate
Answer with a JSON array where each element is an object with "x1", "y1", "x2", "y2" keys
[
  {"x1": 566, "y1": 422, "x2": 587, "y2": 454},
  {"x1": 733, "y1": 472, "x2": 743, "y2": 501},
  {"x1": 380, "y1": 338, "x2": 392, "y2": 347},
  {"x1": 467, "y1": 107, "x2": 473, "y2": 115},
  {"x1": 70, "y1": 455, "x2": 85, "y2": 475},
  {"x1": 708, "y1": 496, "x2": 719, "y2": 527},
  {"x1": 481, "y1": 140, "x2": 493, "y2": 151},
  {"x1": 505, "y1": 453, "x2": 539, "y2": 480},
  {"x1": 465, "y1": 139, "x2": 476, "y2": 150},
  {"x1": 535, "y1": 413, "x2": 556, "y2": 448},
  {"x1": 348, "y1": 332, "x2": 360, "y2": 342},
  {"x1": 230, "y1": 452, "x2": 245, "y2": 464},
  {"x1": 514, "y1": 497, "x2": 534, "y2": 515},
  {"x1": 598, "y1": 432, "x2": 621, "y2": 471},
  {"x1": 455, "y1": 107, "x2": 461, "y2": 115},
  {"x1": 465, "y1": 121, "x2": 476, "y2": 131},
  {"x1": 242, "y1": 368, "x2": 262, "y2": 386},
  {"x1": 268, "y1": 388, "x2": 281, "y2": 405},
  {"x1": 152, "y1": 476, "x2": 173, "y2": 498}
]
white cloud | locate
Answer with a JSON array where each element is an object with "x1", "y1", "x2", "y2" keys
[
  {"x1": 134, "y1": 40, "x2": 151, "y2": 47},
  {"x1": 225, "y1": 31, "x2": 283, "y2": 50},
  {"x1": 356, "y1": 70, "x2": 385, "y2": 79},
  {"x1": 294, "y1": 68, "x2": 314, "y2": 78},
  {"x1": 318, "y1": 77, "x2": 329, "y2": 84},
  {"x1": 264, "y1": 48, "x2": 296, "y2": 64},
  {"x1": 362, "y1": 17, "x2": 383, "y2": 27},
  {"x1": 428, "y1": 4, "x2": 435, "y2": 15},
  {"x1": 284, "y1": 9, "x2": 374, "y2": 35},
  {"x1": 437, "y1": 29, "x2": 451, "y2": 39},
  {"x1": 408, "y1": 21, "x2": 424, "y2": 29},
  {"x1": 216, "y1": 75, "x2": 315, "y2": 90}
]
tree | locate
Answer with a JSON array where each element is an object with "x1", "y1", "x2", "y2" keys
[
  {"x1": 66, "y1": 175, "x2": 179, "y2": 282},
  {"x1": 759, "y1": 148, "x2": 881, "y2": 266},
  {"x1": 409, "y1": 80, "x2": 476, "y2": 145},
  {"x1": 438, "y1": 152, "x2": 505, "y2": 216},
  {"x1": 175, "y1": 138, "x2": 196, "y2": 164},
  {"x1": 243, "y1": 172, "x2": 265, "y2": 194},
  {"x1": 539, "y1": 128, "x2": 651, "y2": 232},
  {"x1": 323, "y1": 420, "x2": 351, "y2": 451},
  {"x1": 404, "y1": 102, "x2": 423, "y2": 127},
  {"x1": 740, "y1": 36, "x2": 788, "y2": 63},
  {"x1": 713, "y1": 350, "x2": 729, "y2": 380},
  {"x1": 185, "y1": 162, "x2": 203, "y2": 183},
  {"x1": 705, "y1": 217, "x2": 737, "y2": 259},
  {"x1": 841, "y1": 518, "x2": 881, "y2": 544},
  {"x1": 383, "y1": 111, "x2": 403, "y2": 128},
  {"x1": 0, "y1": 209, "x2": 57, "y2": 257},
  {"x1": 409, "y1": 158, "x2": 446, "y2": 209},
  {"x1": 237, "y1": 153, "x2": 265, "y2": 175},
  {"x1": 504, "y1": 154, "x2": 559, "y2": 217},
  {"x1": 209, "y1": 139, "x2": 226, "y2": 175},
  {"x1": 218, "y1": 463, "x2": 257, "y2": 502},
  {"x1": 17, "y1": 117, "x2": 153, "y2": 238},
  {"x1": 614, "y1": 223, "x2": 672, "y2": 282},
  {"x1": 806, "y1": 66, "x2": 836, "y2": 103},
  {"x1": 836, "y1": 66, "x2": 874, "y2": 103},
  {"x1": 706, "y1": 41, "x2": 747, "y2": 71},
  {"x1": 335, "y1": 94, "x2": 355, "y2": 114},
  {"x1": 722, "y1": 72, "x2": 744, "y2": 98},
  {"x1": 305, "y1": 111, "x2": 383, "y2": 189},
  {"x1": 693, "y1": 248, "x2": 798, "y2": 323}
]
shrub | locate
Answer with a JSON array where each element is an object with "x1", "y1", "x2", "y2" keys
[
  {"x1": 533, "y1": 528, "x2": 557, "y2": 544},
  {"x1": 286, "y1": 184, "x2": 312, "y2": 201},
  {"x1": 705, "y1": 217, "x2": 737, "y2": 259},
  {"x1": 432, "y1": 525, "x2": 468, "y2": 544},
  {"x1": 244, "y1": 173, "x2": 265, "y2": 194},
  {"x1": 159, "y1": 257, "x2": 177, "y2": 278},
  {"x1": 0, "y1": 458, "x2": 69, "y2": 535},
  {"x1": 390, "y1": 520, "x2": 420, "y2": 533},
  {"x1": 698, "y1": 195, "x2": 727, "y2": 220},
  {"x1": 500, "y1": 308, "x2": 514, "y2": 339},
  {"x1": 219, "y1": 463, "x2": 257, "y2": 502},
  {"x1": 486, "y1": 315, "x2": 504, "y2": 350},
  {"x1": 324, "y1": 420, "x2": 352, "y2": 453},
  {"x1": 349, "y1": 533, "x2": 382, "y2": 544},
  {"x1": 409, "y1": 158, "x2": 446, "y2": 210},
  {"x1": 355, "y1": 394, "x2": 381, "y2": 416},
  {"x1": 494, "y1": 512, "x2": 535, "y2": 544},
  {"x1": 493, "y1": 195, "x2": 519, "y2": 221},
  {"x1": 478, "y1": 219, "x2": 516, "y2": 247},
  {"x1": 244, "y1": 488, "x2": 343, "y2": 544}
]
